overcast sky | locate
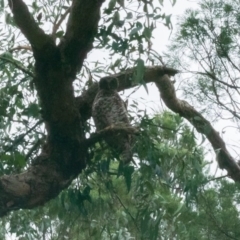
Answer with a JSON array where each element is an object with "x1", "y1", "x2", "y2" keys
[{"x1": 119, "y1": 0, "x2": 199, "y2": 114}]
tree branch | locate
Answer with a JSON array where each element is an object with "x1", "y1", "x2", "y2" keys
[
  {"x1": 8, "y1": 0, "x2": 52, "y2": 50},
  {"x1": 0, "y1": 162, "x2": 73, "y2": 217},
  {"x1": 4, "y1": 120, "x2": 42, "y2": 152},
  {"x1": 10, "y1": 45, "x2": 32, "y2": 52},
  {"x1": 1, "y1": 64, "x2": 239, "y2": 217},
  {"x1": 155, "y1": 74, "x2": 240, "y2": 182},
  {"x1": 0, "y1": 55, "x2": 34, "y2": 77},
  {"x1": 59, "y1": 0, "x2": 106, "y2": 77}
]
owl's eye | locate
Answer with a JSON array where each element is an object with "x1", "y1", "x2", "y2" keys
[
  {"x1": 99, "y1": 79, "x2": 109, "y2": 89},
  {"x1": 109, "y1": 79, "x2": 118, "y2": 89},
  {"x1": 110, "y1": 81, "x2": 115, "y2": 88}
]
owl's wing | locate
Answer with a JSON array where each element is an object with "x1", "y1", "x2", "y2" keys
[
  {"x1": 92, "y1": 92, "x2": 115, "y2": 130},
  {"x1": 110, "y1": 92, "x2": 130, "y2": 125}
]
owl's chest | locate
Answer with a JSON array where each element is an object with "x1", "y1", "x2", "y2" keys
[
  {"x1": 92, "y1": 92, "x2": 128, "y2": 130},
  {"x1": 93, "y1": 95, "x2": 120, "y2": 115}
]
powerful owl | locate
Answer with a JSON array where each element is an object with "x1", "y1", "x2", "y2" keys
[{"x1": 92, "y1": 77, "x2": 133, "y2": 164}]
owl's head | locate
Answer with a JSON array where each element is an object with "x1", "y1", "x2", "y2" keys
[{"x1": 99, "y1": 77, "x2": 118, "y2": 90}]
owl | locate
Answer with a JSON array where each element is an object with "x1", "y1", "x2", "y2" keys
[{"x1": 92, "y1": 77, "x2": 133, "y2": 164}]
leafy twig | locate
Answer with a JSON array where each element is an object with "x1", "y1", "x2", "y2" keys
[{"x1": 52, "y1": 7, "x2": 71, "y2": 38}]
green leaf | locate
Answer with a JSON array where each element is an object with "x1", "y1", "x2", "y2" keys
[
  {"x1": 164, "y1": 14, "x2": 172, "y2": 29},
  {"x1": 143, "y1": 27, "x2": 152, "y2": 40},
  {"x1": 129, "y1": 27, "x2": 139, "y2": 36},
  {"x1": 126, "y1": 12, "x2": 133, "y2": 19},
  {"x1": 13, "y1": 152, "x2": 26, "y2": 168},
  {"x1": 135, "y1": 58, "x2": 145, "y2": 82},
  {"x1": 22, "y1": 103, "x2": 39, "y2": 117},
  {"x1": 117, "y1": 0, "x2": 124, "y2": 7},
  {"x1": 134, "y1": 58, "x2": 148, "y2": 93},
  {"x1": 107, "y1": 0, "x2": 117, "y2": 12},
  {"x1": 144, "y1": 180, "x2": 154, "y2": 194},
  {"x1": 55, "y1": 30, "x2": 64, "y2": 38},
  {"x1": 123, "y1": 165, "x2": 134, "y2": 192},
  {"x1": 171, "y1": 0, "x2": 177, "y2": 6}
]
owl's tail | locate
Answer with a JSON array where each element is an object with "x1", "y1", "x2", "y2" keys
[{"x1": 121, "y1": 144, "x2": 133, "y2": 164}]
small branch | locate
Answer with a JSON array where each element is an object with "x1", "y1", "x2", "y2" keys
[
  {"x1": 0, "y1": 56, "x2": 34, "y2": 77},
  {"x1": 10, "y1": 45, "x2": 32, "y2": 52},
  {"x1": 194, "y1": 71, "x2": 240, "y2": 89},
  {"x1": 4, "y1": 120, "x2": 42, "y2": 152},
  {"x1": 25, "y1": 139, "x2": 42, "y2": 161},
  {"x1": 114, "y1": 192, "x2": 139, "y2": 230},
  {"x1": 52, "y1": 7, "x2": 71, "y2": 38},
  {"x1": 202, "y1": 175, "x2": 228, "y2": 185}
]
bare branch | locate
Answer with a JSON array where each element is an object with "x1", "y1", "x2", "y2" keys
[
  {"x1": 4, "y1": 120, "x2": 42, "y2": 152},
  {"x1": 10, "y1": 45, "x2": 32, "y2": 52},
  {"x1": 194, "y1": 71, "x2": 240, "y2": 89}
]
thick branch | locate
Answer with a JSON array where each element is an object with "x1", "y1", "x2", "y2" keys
[
  {"x1": 1, "y1": 64, "x2": 238, "y2": 217},
  {"x1": 155, "y1": 74, "x2": 240, "y2": 181},
  {"x1": 59, "y1": 0, "x2": 105, "y2": 76},
  {"x1": 0, "y1": 162, "x2": 72, "y2": 217},
  {"x1": 8, "y1": 0, "x2": 51, "y2": 50}
]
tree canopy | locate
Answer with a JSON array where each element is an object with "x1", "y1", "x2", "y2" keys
[{"x1": 1, "y1": 0, "x2": 240, "y2": 239}]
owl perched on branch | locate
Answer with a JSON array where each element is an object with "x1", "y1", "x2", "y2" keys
[{"x1": 92, "y1": 77, "x2": 133, "y2": 164}]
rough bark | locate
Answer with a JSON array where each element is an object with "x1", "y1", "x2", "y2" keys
[{"x1": 0, "y1": 163, "x2": 72, "y2": 216}]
